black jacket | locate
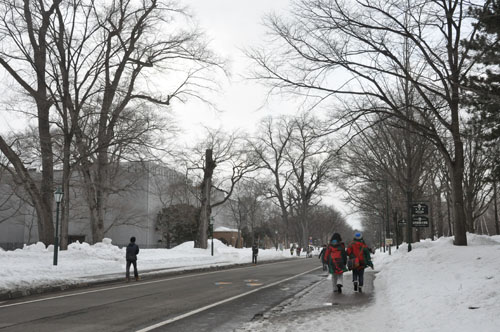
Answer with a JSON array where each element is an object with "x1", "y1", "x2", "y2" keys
[
  {"x1": 126, "y1": 242, "x2": 139, "y2": 261},
  {"x1": 252, "y1": 245, "x2": 259, "y2": 255}
]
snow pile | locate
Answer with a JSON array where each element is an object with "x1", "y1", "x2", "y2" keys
[{"x1": 369, "y1": 234, "x2": 500, "y2": 331}]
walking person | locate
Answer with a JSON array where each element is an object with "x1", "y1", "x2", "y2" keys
[
  {"x1": 290, "y1": 245, "x2": 295, "y2": 256},
  {"x1": 318, "y1": 244, "x2": 328, "y2": 271},
  {"x1": 252, "y1": 243, "x2": 259, "y2": 265},
  {"x1": 296, "y1": 246, "x2": 302, "y2": 256},
  {"x1": 347, "y1": 232, "x2": 373, "y2": 293},
  {"x1": 324, "y1": 233, "x2": 347, "y2": 293},
  {"x1": 125, "y1": 236, "x2": 140, "y2": 282}
]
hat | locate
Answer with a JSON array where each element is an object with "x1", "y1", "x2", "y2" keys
[
  {"x1": 130, "y1": 236, "x2": 136, "y2": 243},
  {"x1": 354, "y1": 232, "x2": 362, "y2": 240}
]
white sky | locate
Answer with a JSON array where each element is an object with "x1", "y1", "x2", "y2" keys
[
  {"x1": 1, "y1": 233, "x2": 499, "y2": 331},
  {"x1": 174, "y1": 0, "x2": 294, "y2": 143}
]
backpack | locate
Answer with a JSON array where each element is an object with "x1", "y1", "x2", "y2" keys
[
  {"x1": 347, "y1": 257, "x2": 360, "y2": 270},
  {"x1": 347, "y1": 241, "x2": 366, "y2": 270},
  {"x1": 326, "y1": 244, "x2": 345, "y2": 274}
]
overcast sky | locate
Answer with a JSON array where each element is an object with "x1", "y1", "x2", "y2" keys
[
  {"x1": 174, "y1": 0, "x2": 293, "y2": 142},
  {"x1": 177, "y1": 1, "x2": 362, "y2": 229}
]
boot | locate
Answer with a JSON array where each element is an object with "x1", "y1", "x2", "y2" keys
[
  {"x1": 353, "y1": 281, "x2": 358, "y2": 291},
  {"x1": 126, "y1": 277, "x2": 130, "y2": 283},
  {"x1": 358, "y1": 286, "x2": 362, "y2": 293},
  {"x1": 337, "y1": 284, "x2": 342, "y2": 293},
  {"x1": 135, "y1": 276, "x2": 140, "y2": 281}
]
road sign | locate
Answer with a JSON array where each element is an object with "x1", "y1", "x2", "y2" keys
[
  {"x1": 385, "y1": 238, "x2": 393, "y2": 245},
  {"x1": 411, "y1": 203, "x2": 429, "y2": 215},
  {"x1": 412, "y1": 216, "x2": 429, "y2": 227}
]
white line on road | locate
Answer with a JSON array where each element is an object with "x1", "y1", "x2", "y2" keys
[
  {"x1": 0, "y1": 259, "x2": 300, "y2": 309},
  {"x1": 135, "y1": 266, "x2": 321, "y2": 332}
]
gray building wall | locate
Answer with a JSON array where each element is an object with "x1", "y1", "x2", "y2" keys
[{"x1": 0, "y1": 162, "x2": 236, "y2": 249}]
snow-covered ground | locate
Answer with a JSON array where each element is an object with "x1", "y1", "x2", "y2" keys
[
  {"x1": 1, "y1": 233, "x2": 499, "y2": 331},
  {"x1": 240, "y1": 233, "x2": 500, "y2": 332}
]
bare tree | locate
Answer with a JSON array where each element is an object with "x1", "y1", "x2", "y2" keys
[
  {"x1": 249, "y1": 116, "x2": 294, "y2": 246},
  {"x1": 182, "y1": 129, "x2": 260, "y2": 248},
  {"x1": 47, "y1": 0, "x2": 224, "y2": 244},
  {"x1": 248, "y1": 0, "x2": 492, "y2": 246},
  {"x1": 286, "y1": 113, "x2": 337, "y2": 247},
  {"x1": 0, "y1": 0, "x2": 64, "y2": 244}
]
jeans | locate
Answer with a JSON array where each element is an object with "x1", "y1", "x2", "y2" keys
[
  {"x1": 252, "y1": 254, "x2": 258, "y2": 264},
  {"x1": 352, "y1": 268, "x2": 365, "y2": 286},
  {"x1": 126, "y1": 259, "x2": 138, "y2": 279}
]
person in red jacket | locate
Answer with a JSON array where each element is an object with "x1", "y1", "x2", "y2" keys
[
  {"x1": 347, "y1": 232, "x2": 373, "y2": 293},
  {"x1": 324, "y1": 233, "x2": 347, "y2": 293}
]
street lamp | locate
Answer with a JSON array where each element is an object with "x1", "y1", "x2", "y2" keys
[
  {"x1": 53, "y1": 187, "x2": 63, "y2": 266},
  {"x1": 209, "y1": 216, "x2": 214, "y2": 256}
]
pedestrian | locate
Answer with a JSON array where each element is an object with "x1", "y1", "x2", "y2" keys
[
  {"x1": 318, "y1": 244, "x2": 328, "y2": 271},
  {"x1": 252, "y1": 243, "x2": 259, "y2": 265},
  {"x1": 346, "y1": 232, "x2": 374, "y2": 293},
  {"x1": 324, "y1": 233, "x2": 347, "y2": 293},
  {"x1": 290, "y1": 245, "x2": 295, "y2": 256},
  {"x1": 125, "y1": 236, "x2": 140, "y2": 282},
  {"x1": 296, "y1": 246, "x2": 302, "y2": 256}
]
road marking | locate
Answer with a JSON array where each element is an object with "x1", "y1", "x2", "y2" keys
[
  {"x1": 135, "y1": 266, "x2": 321, "y2": 332},
  {"x1": 0, "y1": 259, "x2": 298, "y2": 309},
  {"x1": 246, "y1": 283, "x2": 263, "y2": 287},
  {"x1": 214, "y1": 282, "x2": 232, "y2": 286}
]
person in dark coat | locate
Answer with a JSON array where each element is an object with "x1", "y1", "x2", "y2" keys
[
  {"x1": 252, "y1": 243, "x2": 259, "y2": 265},
  {"x1": 318, "y1": 244, "x2": 328, "y2": 271},
  {"x1": 126, "y1": 236, "x2": 140, "y2": 282}
]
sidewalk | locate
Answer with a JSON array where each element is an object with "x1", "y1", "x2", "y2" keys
[{"x1": 235, "y1": 270, "x2": 376, "y2": 331}]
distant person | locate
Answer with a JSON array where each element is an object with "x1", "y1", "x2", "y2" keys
[
  {"x1": 252, "y1": 243, "x2": 259, "y2": 265},
  {"x1": 296, "y1": 246, "x2": 302, "y2": 256},
  {"x1": 347, "y1": 232, "x2": 373, "y2": 293},
  {"x1": 290, "y1": 245, "x2": 295, "y2": 256},
  {"x1": 324, "y1": 233, "x2": 347, "y2": 293},
  {"x1": 306, "y1": 246, "x2": 313, "y2": 258},
  {"x1": 318, "y1": 244, "x2": 328, "y2": 271},
  {"x1": 125, "y1": 236, "x2": 140, "y2": 282}
]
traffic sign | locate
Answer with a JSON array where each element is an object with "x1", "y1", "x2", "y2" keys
[
  {"x1": 411, "y1": 203, "x2": 429, "y2": 215},
  {"x1": 385, "y1": 238, "x2": 393, "y2": 245},
  {"x1": 412, "y1": 216, "x2": 429, "y2": 227}
]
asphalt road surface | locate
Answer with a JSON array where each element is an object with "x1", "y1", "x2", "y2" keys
[{"x1": 0, "y1": 258, "x2": 325, "y2": 332}]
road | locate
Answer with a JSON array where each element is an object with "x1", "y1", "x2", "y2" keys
[{"x1": 0, "y1": 258, "x2": 324, "y2": 332}]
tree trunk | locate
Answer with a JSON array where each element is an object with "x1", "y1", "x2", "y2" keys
[
  {"x1": 450, "y1": 158, "x2": 467, "y2": 245},
  {"x1": 196, "y1": 149, "x2": 216, "y2": 248}
]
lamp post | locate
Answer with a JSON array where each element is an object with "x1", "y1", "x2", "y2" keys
[
  {"x1": 209, "y1": 216, "x2": 214, "y2": 256},
  {"x1": 53, "y1": 187, "x2": 64, "y2": 266}
]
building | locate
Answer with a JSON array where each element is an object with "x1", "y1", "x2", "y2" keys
[{"x1": 0, "y1": 162, "x2": 236, "y2": 249}]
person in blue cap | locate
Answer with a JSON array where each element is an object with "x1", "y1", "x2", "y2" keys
[{"x1": 347, "y1": 232, "x2": 373, "y2": 292}]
